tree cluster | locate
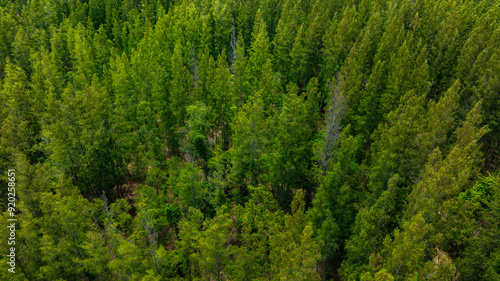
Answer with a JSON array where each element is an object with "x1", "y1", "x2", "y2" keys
[{"x1": 0, "y1": 0, "x2": 499, "y2": 280}]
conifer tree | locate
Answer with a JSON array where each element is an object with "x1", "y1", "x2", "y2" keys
[
  {"x1": 272, "y1": 0, "x2": 301, "y2": 80},
  {"x1": 0, "y1": 62, "x2": 42, "y2": 163},
  {"x1": 209, "y1": 50, "x2": 234, "y2": 151},
  {"x1": 168, "y1": 41, "x2": 194, "y2": 155},
  {"x1": 230, "y1": 94, "x2": 267, "y2": 197},
  {"x1": 0, "y1": 4, "x2": 16, "y2": 76},
  {"x1": 198, "y1": 206, "x2": 233, "y2": 281},
  {"x1": 231, "y1": 30, "x2": 251, "y2": 107},
  {"x1": 269, "y1": 84, "x2": 317, "y2": 211},
  {"x1": 323, "y1": 5, "x2": 362, "y2": 80},
  {"x1": 248, "y1": 9, "x2": 273, "y2": 86},
  {"x1": 258, "y1": 58, "x2": 282, "y2": 115},
  {"x1": 270, "y1": 190, "x2": 321, "y2": 281},
  {"x1": 289, "y1": 24, "x2": 308, "y2": 85}
]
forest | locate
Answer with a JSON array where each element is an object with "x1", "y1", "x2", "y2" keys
[{"x1": 0, "y1": 0, "x2": 499, "y2": 280}]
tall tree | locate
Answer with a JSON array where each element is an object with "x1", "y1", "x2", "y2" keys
[{"x1": 248, "y1": 9, "x2": 273, "y2": 86}]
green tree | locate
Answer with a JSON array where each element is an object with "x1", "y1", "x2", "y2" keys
[
  {"x1": 208, "y1": 50, "x2": 234, "y2": 151},
  {"x1": 229, "y1": 185, "x2": 281, "y2": 280},
  {"x1": 177, "y1": 207, "x2": 204, "y2": 280},
  {"x1": 44, "y1": 78, "x2": 126, "y2": 200},
  {"x1": 269, "y1": 84, "x2": 317, "y2": 211},
  {"x1": 198, "y1": 206, "x2": 233, "y2": 281},
  {"x1": 269, "y1": 190, "x2": 321, "y2": 281},
  {"x1": 0, "y1": 4, "x2": 17, "y2": 76},
  {"x1": 167, "y1": 41, "x2": 194, "y2": 155},
  {"x1": 230, "y1": 30, "x2": 251, "y2": 107},
  {"x1": 272, "y1": 0, "x2": 301, "y2": 80},
  {"x1": 323, "y1": 5, "x2": 362, "y2": 80},
  {"x1": 230, "y1": 94, "x2": 267, "y2": 198},
  {"x1": 0, "y1": 62, "x2": 43, "y2": 164},
  {"x1": 248, "y1": 9, "x2": 273, "y2": 86}
]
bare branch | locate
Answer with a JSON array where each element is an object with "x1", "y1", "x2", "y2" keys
[
  {"x1": 229, "y1": 23, "x2": 237, "y2": 73},
  {"x1": 321, "y1": 73, "x2": 348, "y2": 175}
]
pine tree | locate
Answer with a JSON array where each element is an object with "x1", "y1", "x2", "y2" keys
[
  {"x1": 322, "y1": 5, "x2": 362, "y2": 79},
  {"x1": 209, "y1": 50, "x2": 234, "y2": 151},
  {"x1": 0, "y1": 62, "x2": 42, "y2": 164},
  {"x1": 44, "y1": 78, "x2": 126, "y2": 200},
  {"x1": 269, "y1": 190, "x2": 321, "y2": 281},
  {"x1": 258, "y1": 58, "x2": 282, "y2": 115},
  {"x1": 339, "y1": 10, "x2": 384, "y2": 137},
  {"x1": 301, "y1": 0, "x2": 332, "y2": 83},
  {"x1": 289, "y1": 24, "x2": 308, "y2": 85},
  {"x1": 198, "y1": 206, "x2": 233, "y2": 281},
  {"x1": 231, "y1": 30, "x2": 251, "y2": 107},
  {"x1": 272, "y1": 0, "x2": 301, "y2": 80},
  {"x1": 0, "y1": 4, "x2": 17, "y2": 76},
  {"x1": 177, "y1": 207, "x2": 204, "y2": 280},
  {"x1": 405, "y1": 101, "x2": 489, "y2": 225},
  {"x1": 368, "y1": 89, "x2": 427, "y2": 199},
  {"x1": 168, "y1": 41, "x2": 194, "y2": 156},
  {"x1": 229, "y1": 186, "x2": 281, "y2": 280},
  {"x1": 230, "y1": 94, "x2": 267, "y2": 197},
  {"x1": 248, "y1": 9, "x2": 273, "y2": 86},
  {"x1": 269, "y1": 84, "x2": 317, "y2": 211}
]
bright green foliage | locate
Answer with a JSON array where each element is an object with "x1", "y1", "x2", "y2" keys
[
  {"x1": 381, "y1": 40, "x2": 430, "y2": 118},
  {"x1": 305, "y1": 77, "x2": 321, "y2": 130},
  {"x1": 229, "y1": 185, "x2": 281, "y2": 280},
  {"x1": 198, "y1": 206, "x2": 233, "y2": 281},
  {"x1": 418, "y1": 80, "x2": 461, "y2": 157},
  {"x1": 230, "y1": 30, "x2": 251, "y2": 106},
  {"x1": 343, "y1": 80, "x2": 458, "y2": 277},
  {"x1": 258, "y1": 58, "x2": 282, "y2": 115},
  {"x1": 0, "y1": 4, "x2": 17, "y2": 75},
  {"x1": 177, "y1": 207, "x2": 204, "y2": 280},
  {"x1": 208, "y1": 50, "x2": 234, "y2": 151},
  {"x1": 289, "y1": 24, "x2": 308, "y2": 85},
  {"x1": 181, "y1": 101, "x2": 211, "y2": 164},
  {"x1": 301, "y1": 0, "x2": 333, "y2": 83},
  {"x1": 272, "y1": 0, "x2": 301, "y2": 80},
  {"x1": 443, "y1": 173, "x2": 500, "y2": 281},
  {"x1": 44, "y1": 78, "x2": 127, "y2": 199},
  {"x1": 12, "y1": 27, "x2": 32, "y2": 75},
  {"x1": 323, "y1": 5, "x2": 362, "y2": 79},
  {"x1": 341, "y1": 12, "x2": 384, "y2": 135},
  {"x1": 30, "y1": 47, "x2": 64, "y2": 110},
  {"x1": 1, "y1": 62, "x2": 42, "y2": 163},
  {"x1": 269, "y1": 84, "x2": 318, "y2": 211},
  {"x1": 377, "y1": 214, "x2": 431, "y2": 280},
  {"x1": 248, "y1": 9, "x2": 273, "y2": 86},
  {"x1": 454, "y1": 5, "x2": 500, "y2": 169},
  {"x1": 342, "y1": 175, "x2": 401, "y2": 280},
  {"x1": 35, "y1": 187, "x2": 93, "y2": 279},
  {"x1": 269, "y1": 190, "x2": 321, "y2": 281},
  {"x1": 175, "y1": 162, "x2": 206, "y2": 211},
  {"x1": 406, "y1": 101, "x2": 489, "y2": 222},
  {"x1": 67, "y1": 23, "x2": 98, "y2": 87},
  {"x1": 367, "y1": 90, "x2": 426, "y2": 199},
  {"x1": 360, "y1": 268, "x2": 395, "y2": 281},
  {"x1": 230, "y1": 94, "x2": 267, "y2": 196},
  {"x1": 206, "y1": 146, "x2": 230, "y2": 207},
  {"x1": 168, "y1": 41, "x2": 194, "y2": 155}
]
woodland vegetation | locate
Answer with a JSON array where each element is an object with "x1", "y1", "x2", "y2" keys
[{"x1": 0, "y1": 0, "x2": 499, "y2": 280}]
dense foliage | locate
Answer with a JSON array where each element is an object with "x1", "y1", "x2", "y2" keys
[{"x1": 0, "y1": 0, "x2": 499, "y2": 280}]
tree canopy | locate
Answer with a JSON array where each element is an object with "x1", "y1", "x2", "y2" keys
[{"x1": 0, "y1": 0, "x2": 499, "y2": 280}]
